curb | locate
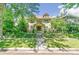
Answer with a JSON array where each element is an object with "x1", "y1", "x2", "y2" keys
[{"x1": 0, "y1": 48, "x2": 79, "y2": 51}]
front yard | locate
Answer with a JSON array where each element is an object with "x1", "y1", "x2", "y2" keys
[{"x1": 0, "y1": 38, "x2": 79, "y2": 48}]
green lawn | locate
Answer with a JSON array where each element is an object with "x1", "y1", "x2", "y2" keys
[
  {"x1": 46, "y1": 38, "x2": 79, "y2": 48},
  {"x1": 60, "y1": 39, "x2": 79, "y2": 48},
  {"x1": 0, "y1": 38, "x2": 36, "y2": 48}
]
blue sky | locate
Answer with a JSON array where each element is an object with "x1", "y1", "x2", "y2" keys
[{"x1": 36, "y1": 3, "x2": 62, "y2": 16}]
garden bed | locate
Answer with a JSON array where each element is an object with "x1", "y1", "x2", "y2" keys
[{"x1": 0, "y1": 38, "x2": 36, "y2": 48}]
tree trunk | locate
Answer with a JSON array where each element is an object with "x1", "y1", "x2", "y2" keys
[{"x1": 0, "y1": 4, "x2": 3, "y2": 39}]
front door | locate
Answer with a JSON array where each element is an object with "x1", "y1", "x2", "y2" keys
[{"x1": 36, "y1": 25, "x2": 42, "y2": 31}]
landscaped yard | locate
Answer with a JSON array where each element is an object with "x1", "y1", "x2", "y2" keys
[
  {"x1": 0, "y1": 38, "x2": 36, "y2": 48},
  {"x1": 0, "y1": 38, "x2": 79, "y2": 48},
  {"x1": 46, "y1": 38, "x2": 79, "y2": 48}
]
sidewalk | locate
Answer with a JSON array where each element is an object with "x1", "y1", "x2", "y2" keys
[{"x1": 0, "y1": 48, "x2": 79, "y2": 55}]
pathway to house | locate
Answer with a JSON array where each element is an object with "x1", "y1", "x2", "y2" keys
[{"x1": 36, "y1": 31, "x2": 45, "y2": 50}]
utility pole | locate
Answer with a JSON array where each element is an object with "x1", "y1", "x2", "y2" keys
[{"x1": 0, "y1": 4, "x2": 4, "y2": 39}]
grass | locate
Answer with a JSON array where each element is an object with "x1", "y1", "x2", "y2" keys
[
  {"x1": 60, "y1": 39, "x2": 79, "y2": 48},
  {"x1": 0, "y1": 38, "x2": 36, "y2": 48},
  {"x1": 46, "y1": 38, "x2": 79, "y2": 48}
]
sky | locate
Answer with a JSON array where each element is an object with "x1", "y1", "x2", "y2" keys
[
  {"x1": 66, "y1": 7, "x2": 79, "y2": 17},
  {"x1": 35, "y1": 3, "x2": 79, "y2": 17},
  {"x1": 36, "y1": 3, "x2": 62, "y2": 16}
]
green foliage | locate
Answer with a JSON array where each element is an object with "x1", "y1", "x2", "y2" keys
[
  {"x1": 3, "y1": 8, "x2": 15, "y2": 36},
  {"x1": 51, "y1": 19, "x2": 67, "y2": 33},
  {"x1": 66, "y1": 23, "x2": 79, "y2": 33},
  {"x1": 46, "y1": 38, "x2": 79, "y2": 48},
  {"x1": 50, "y1": 18, "x2": 79, "y2": 38},
  {"x1": 45, "y1": 38, "x2": 70, "y2": 48},
  {"x1": 14, "y1": 32, "x2": 36, "y2": 38},
  {"x1": 0, "y1": 38, "x2": 36, "y2": 48},
  {"x1": 45, "y1": 19, "x2": 79, "y2": 48},
  {"x1": 5, "y1": 3, "x2": 40, "y2": 18},
  {"x1": 62, "y1": 3, "x2": 79, "y2": 9},
  {"x1": 18, "y1": 19, "x2": 28, "y2": 32},
  {"x1": 3, "y1": 3, "x2": 40, "y2": 38}
]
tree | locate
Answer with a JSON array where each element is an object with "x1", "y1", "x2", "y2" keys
[
  {"x1": 3, "y1": 3, "x2": 40, "y2": 37},
  {"x1": 5, "y1": 3, "x2": 40, "y2": 20},
  {"x1": 3, "y1": 5, "x2": 15, "y2": 37},
  {"x1": 18, "y1": 18, "x2": 28, "y2": 32},
  {"x1": 0, "y1": 4, "x2": 4, "y2": 39},
  {"x1": 62, "y1": 3, "x2": 79, "y2": 9},
  {"x1": 62, "y1": 3, "x2": 79, "y2": 24},
  {"x1": 51, "y1": 18, "x2": 67, "y2": 33}
]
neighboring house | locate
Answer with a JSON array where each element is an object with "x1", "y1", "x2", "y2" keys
[{"x1": 28, "y1": 13, "x2": 53, "y2": 32}]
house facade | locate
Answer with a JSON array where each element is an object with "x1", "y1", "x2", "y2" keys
[{"x1": 28, "y1": 13, "x2": 53, "y2": 32}]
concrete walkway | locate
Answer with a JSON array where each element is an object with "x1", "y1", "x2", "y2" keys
[
  {"x1": 36, "y1": 31, "x2": 45, "y2": 50},
  {"x1": 0, "y1": 50, "x2": 79, "y2": 55},
  {"x1": 0, "y1": 48, "x2": 79, "y2": 55}
]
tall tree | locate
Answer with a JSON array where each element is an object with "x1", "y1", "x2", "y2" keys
[
  {"x1": 0, "y1": 4, "x2": 3, "y2": 39},
  {"x1": 3, "y1": 3, "x2": 40, "y2": 37},
  {"x1": 62, "y1": 3, "x2": 79, "y2": 23}
]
